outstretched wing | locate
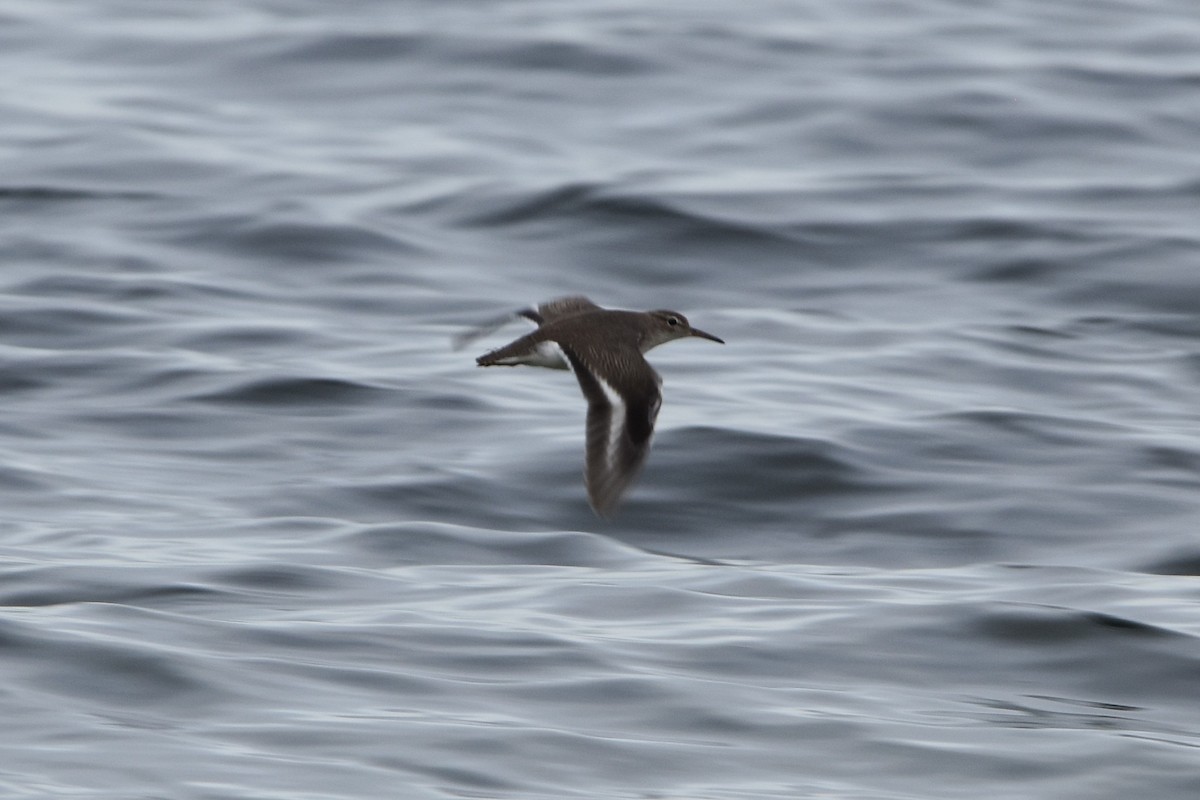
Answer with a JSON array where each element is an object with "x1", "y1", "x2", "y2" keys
[
  {"x1": 561, "y1": 344, "x2": 661, "y2": 516},
  {"x1": 531, "y1": 296, "x2": 602, "y2": 325},
  {"x1": 452, "y1": 296, "x2": 600, "y2": 351}
]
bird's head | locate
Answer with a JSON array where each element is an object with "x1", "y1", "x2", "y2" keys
[{"x1": 643, "y1": 310, "x2": 725, "y2": 351}]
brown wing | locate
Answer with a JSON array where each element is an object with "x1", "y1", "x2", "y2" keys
[
  {"x1": 561, "y1": 344, "x2": 661, "y2": 516},
  {"x1": 530, "y1": 296, "x2": 602, "y2": 325},
  {"x1": 453, "y1": 296, "x2": 602, "y2": 351}
]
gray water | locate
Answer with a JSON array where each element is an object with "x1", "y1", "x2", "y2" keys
[{"x1": 3, "y1": 1, "x2": 1200, "y2": 797}]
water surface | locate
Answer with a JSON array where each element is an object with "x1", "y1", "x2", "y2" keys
[{"x1": 2, "y1": 1, "x2": 1200, "y2": 798}]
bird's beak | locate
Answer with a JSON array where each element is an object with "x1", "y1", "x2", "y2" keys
[{"x1": 690, "y1": 328, "x2": 725, "y2": 344}]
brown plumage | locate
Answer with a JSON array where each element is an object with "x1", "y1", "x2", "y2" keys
[{"x1": 461, "y1": 296, "x2": 724, "y2": 516}]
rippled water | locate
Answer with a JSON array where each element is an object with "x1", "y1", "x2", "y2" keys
[{"x1": 3, "y1": 1, "x2": 1200, "y2": 797}]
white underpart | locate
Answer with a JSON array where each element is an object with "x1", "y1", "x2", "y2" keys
[{"x1": 494, "y1": 340, "x2": 570, "y2": 370}]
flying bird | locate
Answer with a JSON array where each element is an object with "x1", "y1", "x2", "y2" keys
[{"x1": 457, "y1": 296, "x2": 724, "y2": 516}]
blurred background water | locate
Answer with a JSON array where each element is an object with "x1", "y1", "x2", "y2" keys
[{"x1": 2, "y1": 0, "x2": 1200, "y2": 797}]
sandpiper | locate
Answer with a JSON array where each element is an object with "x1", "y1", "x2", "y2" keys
[{"x1": 456, "y1": 296, "x2": 724, "y2": 516}]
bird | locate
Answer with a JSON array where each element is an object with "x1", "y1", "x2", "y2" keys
[{"x1": 456, "y1": 296, "x2": 724, "y2": 516}]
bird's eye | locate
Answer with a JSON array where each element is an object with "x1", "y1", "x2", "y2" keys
[{"x1": 667, "y1": 316, "x2": 679, "y2": 326}]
